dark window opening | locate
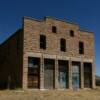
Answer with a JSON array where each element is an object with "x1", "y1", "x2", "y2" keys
[
  {"x1": 70, "y1": 30, "x2": 74, "y2": 37},
  {"x1": 60, "y1": 38, "x2": 66, "y2": 52},
  {"x1": 79, "y1": 41, "x2": 84, "y2": 54},
  {"x1": 40, "y1": 35, "x2": 46, "y2": 49},
  {"x1": 52, "y1": 26, "x2": 57, "y2": 33}
]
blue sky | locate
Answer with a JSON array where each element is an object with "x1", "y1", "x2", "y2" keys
[{"x1": 0, "y1": 0, "x2": 100, "y2": 75}]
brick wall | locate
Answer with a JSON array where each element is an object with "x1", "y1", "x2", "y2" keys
[
  {"x1": 23, "y1": 17, "x2": 94, "y2": 60},
  {"x1": 22, "y1": 17, "x2": 95, "y2": 89}
]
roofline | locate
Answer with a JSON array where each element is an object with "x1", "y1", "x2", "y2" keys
[
  {"x1": 23, "y1": 16, "x2": 94, "y2": 33},
  {"x1": 23, "y1": 16, "x2": 79, "y2": 26},
  {"x1": 23, "y1": 16, "x2": 42, "y2": 22},
  {"x1": 44, "y1": 16, "x2": 79, "y2": 25},
  {"x1": 79, "y1": 29, "x2": 94, "y2": 33},
  {"x1": 0, "y1": 29, "x2": 22, "y2": 46},
  {"x1": 0, "y1": 16, "x2": 94, "y2": 46}
]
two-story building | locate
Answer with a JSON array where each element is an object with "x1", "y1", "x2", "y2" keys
[{"x1": 0, "y1": 16, "x2": 95, "y2": 90}]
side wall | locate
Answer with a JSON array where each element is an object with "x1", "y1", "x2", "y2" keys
[{"x1": 0, "y1": 29, "x2": 23, "y2": 89}]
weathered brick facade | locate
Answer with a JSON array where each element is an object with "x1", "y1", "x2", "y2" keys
[{"x1": 0, "y1": 16, "x2": 95, "y2": 90}]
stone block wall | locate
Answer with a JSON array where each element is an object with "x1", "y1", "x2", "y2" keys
[
  {"x1": 23, "y1": 17, "x2": 94, "y2": 59},
  {"x1": 22, "y1": 17, "x2": 95, "y2": 89}
]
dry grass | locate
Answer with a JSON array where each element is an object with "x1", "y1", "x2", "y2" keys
[{"x1": 0, "y1": 87, "x2": 100, "y2": 100}]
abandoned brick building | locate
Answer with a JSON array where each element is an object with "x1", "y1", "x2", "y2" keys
[{"x1": 0, "y1": 16, "x2": 95, "y2": 90}]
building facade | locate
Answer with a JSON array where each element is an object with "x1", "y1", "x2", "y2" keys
[{"x1": 0, "y1": 16, "x2": 95, "y2": 90}]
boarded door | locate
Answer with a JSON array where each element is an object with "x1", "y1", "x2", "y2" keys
[
  {"x1": 58, "y1": 60, "x2": 68, "y2": 89},
  {"x1": 44, "y1": 59, "x2": 55, "y2": 89},
  {"x1": 84, "y1": 63, "x2": 92, "y2": 88},
  {"x1": 72, "y1": 63, "x2": 80, "y2": 89}
]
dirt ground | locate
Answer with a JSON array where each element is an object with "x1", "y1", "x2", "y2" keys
[{"x1": 0, "y1": 87, "x2": 100, "y2": 100}]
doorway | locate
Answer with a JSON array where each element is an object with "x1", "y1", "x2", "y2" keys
[
  {"x1": 58, "y1": 60, "x2": 68, "y2": 89},
  {"x1": 44, "y1": 59, "x2": 55, "y2": 89},
  {"x1": 28, "y1": 57, "x2": 40, "y2": 88},
  {"x1": 84, "y1": 63, "x2": 92, "y2": 88},
  {"x1": 72, "y1": 62, "x2": 80, "y2": 89}
]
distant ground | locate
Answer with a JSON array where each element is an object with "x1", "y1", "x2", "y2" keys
[{"x1": 0, "y1": 87, "x2": 100, "y2": 100}]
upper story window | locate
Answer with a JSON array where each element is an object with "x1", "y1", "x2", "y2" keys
[
  {"x1": 70, "y1": 30, "x2": 74, "y2": 37},
  {"x1": 60, "y1": 38, "x2": 66, "y2": 52},
  {"x1": 40, "y1": 35, "x2": 46, "y2": 49},
  {"x1": 52, "y1": 26, "x2": 57, "y2": 33},
  {"x1": 79, "y1": 41, "x2": 84, "y2": 54}
]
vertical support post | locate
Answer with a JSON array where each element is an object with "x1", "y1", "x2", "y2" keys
[
  {"x1": 92, "y1": 62, "x2": 96, "y2": 89},
  {"x1": 40, "y1": 55, "x2": 44, "y2": 90},
  {"x1": 69, "y1": 59, "x2": 72, "y2": 89},
  {"x1": 80, "y1": 61, "x2": 84, "y2": 89},
  {"x1": 55, "y1": 58, "x2": 59, "y2": 89},
  {"x1": 23, "y1": 55, "x2": 28, "y2": 90}
]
